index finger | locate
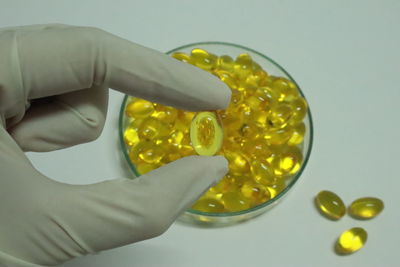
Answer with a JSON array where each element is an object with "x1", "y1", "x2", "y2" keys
[{"x1": 7, "y1": 24, "x2": 231, "y2": 111}]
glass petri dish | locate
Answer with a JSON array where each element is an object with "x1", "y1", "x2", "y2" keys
[{"x1": 119, "y1": 42, "x2": 313, "y2": 226}]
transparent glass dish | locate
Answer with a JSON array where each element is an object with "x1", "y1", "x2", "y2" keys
[{"x1": 119, "y1": 42, "x2": 313, "y2": 226}]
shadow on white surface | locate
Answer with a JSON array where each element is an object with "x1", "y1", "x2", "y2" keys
[{"x1": 61, "y1": 243, "x2": 178, "y2": 267}]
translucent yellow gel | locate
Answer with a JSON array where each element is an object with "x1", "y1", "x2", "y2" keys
[{"x1": 190, "y1": 112, "x2": 223, "y2": 156}]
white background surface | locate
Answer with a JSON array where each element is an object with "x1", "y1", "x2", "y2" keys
[{"x1": 1, "y1": 0, "x2": 399, "y2": 266}]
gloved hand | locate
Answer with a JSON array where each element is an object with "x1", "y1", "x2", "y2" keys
[{"x1": 0, "y1": 24, "x2": 230, "y2": 267}]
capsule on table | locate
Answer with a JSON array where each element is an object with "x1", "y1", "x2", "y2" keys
[
  {"x1": 315, "y1": 190, "x2": 346, "y2": 220},
  {"x1": 335, "y1": 227, "x2": 367, "y2": 255},
  {"x1": 348, "y1": 197, "x2": 384, "y2": 219}
]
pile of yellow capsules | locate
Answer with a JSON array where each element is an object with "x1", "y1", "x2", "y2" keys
[{"x1": 123, "y1": 48, "x2": 308, "y2": 213}]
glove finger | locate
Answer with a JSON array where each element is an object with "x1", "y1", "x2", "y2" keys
[
  {"x1": 46, "y1": 156, "x2": 228, "y2": 255},
  {"x1": 9, "y1": 24, "x2": 231, "y2": 111},
  {"x1": 8, "y1": 86, "x2": 108, "y2": 152}
]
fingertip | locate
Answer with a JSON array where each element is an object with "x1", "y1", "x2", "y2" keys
[
  {"x1": 165, "y1": 59, "x2": 232, "y2": 111},
  {"x1": 212, "y1": 155, "x2": 229, "y2": 171},
  {"x1": 201, "y1": 72, "x2": 232, "y2": 109},
  {"x1": 215, "y1": 80, "x2": 232, "y2": 109},
  {"x1": 193, "y1": 155, "x2": 229, "y2": 184}
]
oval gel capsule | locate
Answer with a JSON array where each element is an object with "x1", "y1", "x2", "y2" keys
[
  {"x1": 349, "y1": 197, "x2": 384, "y2": 219},
  {"x1": 315, "y1": 190, "x2": 346, "y2": 220},
  {"x1": 190, "y1": 112, "x2": 223, "y2": 156},
  {"x1": 335, "y1": 227, "x2": 367, "y2": 255}
]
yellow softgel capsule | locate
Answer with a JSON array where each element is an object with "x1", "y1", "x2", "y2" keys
[
  {"x1": 175, "y1": 111, "x2": 195, "y2": 133},
  {"x1": 244, "y1": 139, "x2": 273, "y2": 160},
  {"x1": 137, "y1": 142, "x2": 165, "y2": 164},
  {"x1": 271, "y1": 146, "x2": 303, "y2": 176},
  {"x1": 179, "y1": 135, "x2": 195, "y2": 157},
  {"x1": 335, "y1": 227, "x2": 368, "y2": 255},
  {"x1": 220, "y1": 112, "x2": 243, "y2": 132},
  {"x1": 214, "y1": 70, "x2": 238, "y2": 90},
  {"x1": 244, "y1": 73, "x2": 263, "y2": 88},
  {"x1": 254, "y1": 69, "x2": 269, "y2": 84},
  {"x1": 241, "y1": 123, "x2": 261, "y2": 140},
  {"x1": 254, "y1": 86, "x2": 277, "y2": 110},
  {"x1": 230, "y1": 89, "x2": 244, "y2": 105},
  {"x1": 225, "y1": 151, "x2": 250, "y2": 175},
  {"x1": 221, "y1": 192, "x2": 251, "y2": 212},
  {"x1": 315, "y1": 190, "x2": 346, "y2": 220},
  {"x1": 138, "y1": 117, "x2": 170, "y2": 140},
  {"x1": 167, "y1": 130, "x2": 184, "y2": 147},
  {"x1": 210, "y1": 176, "x2": 239, "y2": 195},
  {"x1": 287, "y1": 123, "x2": 305, "y2": 146},
  {"x1": 289, "y1": 97, "x2": 308, "y2": 125},
  {"x1": 263, "y1": 126, "x2": 294, "y2": 146},
  {"x1": 272, "y1": 77, "x2": 298, "y2": 102},
  {"x1": 245, "y1": 95, "x2": 263, "y2": 111},
  {"x1": 192, "y1": 198, "x2": 225, "y2": 213},
  {"x1": 180, "y1": 111, "x2": 196, "y2": 124},
  {"x1": 234, "y1": 53, "x2": 253, "y2": 80},
  {"x1": 252, "y1": 110, "x2": 269, "y2": 128},
  {"x1": 268, "y1": 104, "x2": 293, "y2": 128},
  {"x1": 190, "y1": 112, "x2": 223, "y2": 156},
  {"x1": 125, "y1": 98, "x2": 154, "y2": 118},
  {"x1": 123, "y1": 127, "x2": 139, "y2": 147},
  {"x1": 250, "y1": 160, "x2": 275, "y2": 186},
  {"x1": 151, "y1": 105, "x2": 178, "y2": 124},
  {"x1": 217, "y1": 55, "x2": 234, "y2": 71},
  {"x1": 171, "y1": 52, "x2": 191, "y2": 63},
  {"x1": 191, "y1": 48, "x2": 217, "y2": 70},
  {"x1": 241, "y1": 181, "x2": 271, "y2": 205},
  {"x1": 348, "y1": 197, "x2": 384, "y2": 219},
  {"x1": 266, "y1": 180, "x2": 286, "y2": 198}
]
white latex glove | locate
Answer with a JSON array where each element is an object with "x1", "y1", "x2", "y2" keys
[{"x1": 0, "y1": 24, "x2": 231, "y2": 267}]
